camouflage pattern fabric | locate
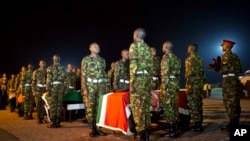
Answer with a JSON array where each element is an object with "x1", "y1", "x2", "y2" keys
[
  {"x1": 160, "y1": 52, "x2": 181, "y2": 124},
  {"x1": 113, "y1": 59, "x2": 129, "y2": 90},
  {"x1": 46, "y1": 63, "x2": 67, "y2": 121},
  {"x1": 66, "y1": 72, "x2": 77, "y2": 91},
  {"x1": 7, "y1": 76, "x2": 15, "y2": 94},
  {"x1": 219, "y1": 50, "x2": 242, "y2": 119},
  {"x1": 21, "y1": 70, "x2": 34, "y2": 115},
  {"x1": 107, "y1": 68, "x2": 115, "y2": 90},
  {"x1": 129, "y1": 40, "x2": 153, "y2": 132},
  {"x1": 81, "y1": 55, "x2": 107, "y2": 122},
  {"x1": 32, "y1": 68, "x2": 47, "y2": 119},
  {"x1": 152, "y1": 56, "x2": 161, "y2": 90},
  {"x1": 185, "y1": 52, "x2": 205, "y2": 122}
]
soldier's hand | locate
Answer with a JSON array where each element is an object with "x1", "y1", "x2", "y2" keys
[{"x1": 83, "y1": 89, "x2": 88, "y2": 96}]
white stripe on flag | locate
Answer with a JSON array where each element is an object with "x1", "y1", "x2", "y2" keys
[{"x1": 99, "y1": 93, "x2": 113, "y2": 125}]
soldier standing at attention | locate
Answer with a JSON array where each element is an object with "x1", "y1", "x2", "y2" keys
[
  {"x1": 15, "y1": 66, "x2": 26, "y2": 117},
  {"x1": 81, "y1": 42, "x2": 107, "y2": 137},
  {"x1": 185, "y1": 43, "x2": 205, "y2": 132},
  {"x1": 150, "y1": 47, "x2": 161, "y2": 90},
  {"x1": 0, "y1": 73, "x2": 8, "y2": 110},
  {"x1": 129, "y1": 28, "x2": 153, "y2": 141},
  {"x1": 113, "y1": 49, "x2": 130, "y2": 91},
  {"x1": 66, "y1": 64, "x2": 78, "y2": 92},
  {"x1": 46, "y1": 55, "x2": 67, "y2": 128},
  {"x1": 107, "y1": 62, "x2": 116, "y2": 91},
  {"x1": 211, "y1": 40, "x2": 242, "y2": 131},
  {"x1": 160, "y1": 41, "x2": 181, "y2": 137},
  {"x1": 21, "y1": 64, "x2": 34, "y2": 120},
  {"x1": 7, "y1": 74, "x2": 16, "y2": 112},
  {"x1": 32, "y1": 60, "x2": 47, "y2": 124}
]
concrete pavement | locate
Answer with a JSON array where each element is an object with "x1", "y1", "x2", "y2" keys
[{"x1": 0, "y1": 94, "x2": 249, "y2": 141}]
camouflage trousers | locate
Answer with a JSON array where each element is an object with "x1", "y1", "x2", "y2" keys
[
  {"x1": 23, "y1": 87, "x2": 34, "y2": 114},
  {"x1": 186, "y1": 81, "x2": 203, "y2": 122},
  {"x1": 160, "y1": 78, "x2": 179, "y2": 124},
  {"x1": 47, "y1": 84, "x2": 64, "y2": 121},
  {"x1": 130, "y1": 75, "x2": 151, "y2": 132},
  {"x1": 85, "y1": 82, "x2": 106, "y2": 122},
  {"x1": 222, "y1": 76, "x2": 241, "y2": 120},
  {"x1": 33, "y1": 87, "x2": 46, "y2": 118}
]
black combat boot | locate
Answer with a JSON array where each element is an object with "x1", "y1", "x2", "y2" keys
[
  {"x1": 23, "y1": 112, "x2": 29, "y2": 120},
  {"x1": 167, "y1": 124, "x2": 178, "y2": 137},
  {"x1": 47, "y1": 119, "x2": 57, "y2": 128},
  {"x1": 93, "y1": 121, "x2": 106, "y2": 136},
  {"x1": 190, "y1": 121, "x2": 203, "y2": 132},
  {"x1": 55, "y1": 118, "x2": 61, "y2": 128},
  {"x1": 134, "y1": 131, "x2": 145, "y2": 141},
  {"x1": 89, "y1": 122, "x2": 96, "y2": 137},
  {"x1": 221, "y1": 123, "x2": 230, "y2": 131},
  {"x1": 28, "y1": 113, "x2": 34, "y2": 119},
  {"x1": 37, "y1": 114, "x2": 43, "y2": 124},
  {"x1": 144, "y1": 129, "x2": 149, "y2": 141}
]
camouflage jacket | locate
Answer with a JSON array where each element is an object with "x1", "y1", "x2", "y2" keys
[
  {"x1": 129, "y1": 40, "x2": 154, "y2": 83},
  {"x1": 0, "y1": 77, "x2": 7, "y2": 91},
  {"x1": 219, "y1": 50, "x2": 242, "y2": 75},
  {"x1": 153, "y1": 56, "x2": 161, "y2": 77},
  {"x1": 66, "y1": 72, "x2": 77, "y2": 88},
  {"x1": 32, "y1": 68, "x2": 47, "y2": 85},
  {"x1": 46, "y1": 63, "x2": 67, "y2": 87},
  {"x1": 107, "y1": 68, "x2": 114, "y2": 82},
  {"x1": 21, "y1": 70, "x2": 33, "y2": 90},
  {"x1": 7, "y1": 78, "x2": 15, "y2": 93},
  {"x1": 113, "y1": 59, "x2": 129, "y2": 90},
  {"x1": 81, "y1": 55, "x2": 106, "y2": 90},
  {"x1": 161, "y1": 52, "x2": 181, "y2": 82},
  {"x1": 185, "y1": 52, "x2": 205, "y2": 82}
]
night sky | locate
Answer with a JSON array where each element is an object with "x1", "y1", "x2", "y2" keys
[{"x1": 1, "y1": 1, "x2": 250, "y2": 87}]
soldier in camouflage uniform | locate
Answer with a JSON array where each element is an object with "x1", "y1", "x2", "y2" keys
[
  {"x1": 15, "y1": 66, "x2": 26, "y2": 117},
  {"x1": 185, "y1": 43, "x2": 205, "y2": 132},
  {"x1": 129, "y1": 28, "x2": 153, "y2": 141},
  {"x1": 7, "y1": 74, "x2": 16, "y2": 112},
  {"x1": 150, "y1": 47, "x2": 161, "y2": 90},
  {"x1": 46, "y1": 55, "x2": 67, "y2": 128},
  {"x1": 160, "y1": 41, "x2": 181, "y2": 137},
  {"x1": 81, "y1": 42, "x2": 107, "y2": 137},
  {"x1": 212, "y1": 40, "x2": 242, "y2": 131},
  {"x1": 21, "y1": 64, "x2": 35, "y2": 120},
  {"x1": 32, "y1": 60, "x2": 47, "y2": 124},
  {"x1": 0, "y1": 73, "x2": 8, "y2": 110},
  {"x1": 66, "y1": 64, "x2": 78, "y2": 92},
  {"x1": 113, "y1": 49, "x2": 130, "y2": 91},
  {"x1": 107, "y1": 62, "x2": 116, "y2": 91}
]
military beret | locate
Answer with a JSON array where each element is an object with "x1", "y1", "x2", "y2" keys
[{"x1": 221, "y1": 39, "x2": 236, "y2": 47}]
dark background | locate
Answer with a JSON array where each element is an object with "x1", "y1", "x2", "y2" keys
[{"x1": 1, "y1": 1, "x2": 249, "y2": 87}]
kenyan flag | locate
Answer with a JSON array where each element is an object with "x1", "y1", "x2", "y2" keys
[{"x1": 96, "y1": 92, "x2": 134, "y2": 135}]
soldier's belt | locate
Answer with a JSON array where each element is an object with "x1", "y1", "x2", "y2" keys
[
  {"x1": 119, "y1": 79, "x2": 129, "y2": 84},
  {"x1": 24, "y1": 84, "x2": 32, "y2": 87},
  {"x1": 136, "y1": 70, "x2": 148, "y2": 74},
  {"x1": 223, "y1": 73, "x2": 235, "y2": 78},
  {"x1": 51, "y1": 81, "x2": 62, "y2": 85},
  {"x1": 169, "y1": 75, "x2": 176, "y2": 79},
  {"x1": 68, "y1": 86, "x2": 74, "y2": 89},
  {"x1": 152, "y1": 76, "x2": 158, "y2": 80},
  {"x1": 37, "y1": 84, "x2": 46, "y2": 87},
  {"x1": 87, "y1": 78, "x2": 104, "y2": 83}
]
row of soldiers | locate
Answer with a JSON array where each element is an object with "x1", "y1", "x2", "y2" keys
[
  {"x1": 81, "y1": 28, "x2": 242, "y2": 140},
  {"x1": 0, "y1": 59, "x2": 81, "y2": 128},
  {"x1": 1, "y1": 28, "x2": 242, "y2": 140}
]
